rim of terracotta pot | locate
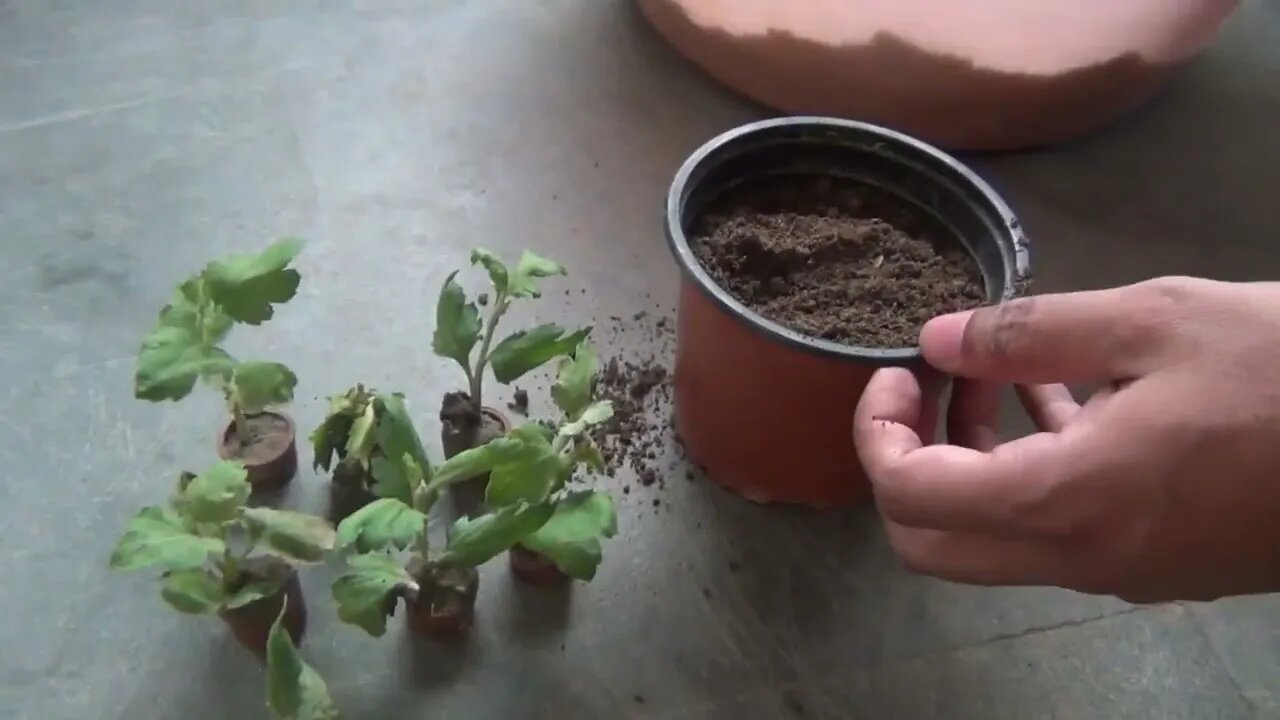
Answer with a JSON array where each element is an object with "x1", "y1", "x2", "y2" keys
[{"x1": 665, "y1": 116, "x2": 1031, "y2": 364}]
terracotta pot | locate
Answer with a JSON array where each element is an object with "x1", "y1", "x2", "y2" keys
[
  {"x1": 216, "y1": 411, "x2": 298, "y2": 492},
  {"x1": 637, "y1": 0, "x2": 1239, "y2": 150},
  {"x1": 665, "y1": 117, "x2": 1030, "y2": 507},
  {"x1": 508, "y1": 544, "x2": 569, "y2": 585},
  {"x1": 218, "y1": 563, "x2": 307, "y2": 659},
  {"x1": 440, "y1": 393, "x2": 511, "y2": 517},
  {"x1": 405, "y1": 562, "x2": 479, "y2": 639}
]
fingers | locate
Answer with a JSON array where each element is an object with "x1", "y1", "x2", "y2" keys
[
  {"x1": 1017, "y1": 384, "x2": 1080, "y2": 432},
  {"x1": 884, "y1": 521, "x2": 1087, "y2": 588},
  {"x1": 920, "y1": 287, "x2": 1166, "y2": 384},
  {"x1": 865, "y1": 428, "x2": 1091, "y2": 538},
  {"x1": 947, "y1": 379, "x2": 1000, "y2": 450}
]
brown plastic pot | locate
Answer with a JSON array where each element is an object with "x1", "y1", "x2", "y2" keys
[
  {"x1": 404, "y1": 561, "x2": 479, "y2": 639},
  {"x1": 508, "y1": 544, "x2": 569, "y2": 585},
  {"x1": 440, "y1": 393, "x2": 511, "y2": 516},
  {"x1": 665, "y1": 117, "x2": 1030, "y2": 508},
  {"x1": 328, "y1": 460, "x2": 377, "y2": 522},
  {"x1": 216, "y1": 410, "x2": 298, "y2": 492},
  {"x1": 218, "y1": 562, "x2": 307, "y2": 659}
]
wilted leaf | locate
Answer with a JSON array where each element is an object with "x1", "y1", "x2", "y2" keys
[
  {"x1": 204, "y1": 238, "x2": 303, "y2": 325},
  {"x1": 230, "y1": 361, "x2": 297, "y2": 415},
  {"x1": 309, "y1": 390, "x2": 365, "y2": 471},
  {"x1": 335, "y1": 498, "x2": 425, "y2": 553},
  {"x1": 344, "y1": 402, "x2": 377, "y2": 465},
  {"x1": 427, "y1": 436, "x2": 525, "y2": 490},
  {"x1": 432, "y1": 271, "x2": 481, "y2": 369},
  {"x1": 331, "y1": 554, "x2": 414, "y2": 637},
  {"x1": 489, "y1": 324, "x2": 591, "y2": 383},
  {"x1": 176, "y1": 461, "x2": 251, "y2": 524},
  {"x1": 507, "y1": 250, "x2": 566, "y2": 298},
  {"x1": 558, "y1": 400, "x2": 613, "y2": 439},
  {"x1": 225, "y1": 579, "x2": 282, "y2": 609},
  {"x1": 470, "y1": 248, "x2": 509, "y2": 295},
  {"x1": 486, "y1": 425, "x2": 563, "y2": 507},
  {"x1": 242, "y1": 507, "x2": 336, "y2": 564},
  {"x1": 135, "y1": 282, "x2": 236, "y2": 401},
  {"x1": 551, "y1": 343, "x2": 597, "y2": 418},
  {"x1": 439, "y1": 501, "x2": 554, "y2": 568},
  {"x1": 521, "y1": 490, "x2": 616, "y2": 580},
  {"x1": 109, "y1": 506, "x2": 225, "y2": 572},
  {"x1": 160, "y1": 569, "x2": 227, "y2": 614}
]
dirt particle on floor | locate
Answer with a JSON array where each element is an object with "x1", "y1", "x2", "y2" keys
[
  {"x1": 690, "y1": 177, "x2": 985, "y2": 348},
  {"x1": 508, "y1": 388, "x2": 529, "y2": 415}
]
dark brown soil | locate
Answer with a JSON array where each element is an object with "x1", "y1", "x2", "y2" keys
[
  {"x1": 405, "y1": 557, "x2": 479, "y2": 639},
  {"x1": 691, "y1": 178, "x2": 986, "y2": 348},
  {"x1": 219, "y1": 558, "x2": 306, "y2": 659},
  {"x1": 223, "y1": 413, "x2": 293, "y2": 463},
  {"x1": 591, "y1": 355, "x2": 671, "y2": 484},
  {"x1": 508, "y1": 388, "x2": 529, "y2": 415}
]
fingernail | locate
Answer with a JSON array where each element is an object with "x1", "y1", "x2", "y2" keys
[{"x1": 920, "y1": 310, "x2": 974, "y2": 368}]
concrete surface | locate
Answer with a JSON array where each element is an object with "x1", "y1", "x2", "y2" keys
[{"x1": 2, "y1": 1, "x2": 1279, "y2": 718}]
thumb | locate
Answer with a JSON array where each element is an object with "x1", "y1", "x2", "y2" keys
[{"x1": 920, "y1": 287, "x2": 1163, "y2": 384}]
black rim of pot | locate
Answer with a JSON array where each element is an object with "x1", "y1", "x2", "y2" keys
[{"x1": 664, "y1": 116, "x2": 1031, "y2": 365}]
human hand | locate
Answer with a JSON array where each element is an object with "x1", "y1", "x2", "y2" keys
[{"x1": 854, "y1": 277, "x2": 1280, "y2": 602}]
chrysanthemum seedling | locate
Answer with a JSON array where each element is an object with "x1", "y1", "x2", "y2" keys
[
  {"x1": 310, "y1": 386, "x2": 430, "y2": 521},
  {"x1": 109, "y1": 460, "x2": 336, "y2": 657},
  {"x1": 432, "y1": 248, "x2": 589, "y2": 511},
  {"x1": 134, "y1": 239, "x2": 304, "y2": 490}
]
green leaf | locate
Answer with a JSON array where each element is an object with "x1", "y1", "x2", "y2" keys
[
  {"x1": 230, "y1": 360, "x2": 297, "y2": 415},
  {"x1": 432, "y1": 270, "x2": 481, "y2": 368},
  {"x1": 175, "y1": 461, "x2": 251, "y2": 524},
  {"x1": 135, "y1": 281, "x2": 236, "y2": 401},
  {"x1": 332, "y1": 554, "x2": 414, "y2": 637},
  {"x1": 427, "y1": 436, "x2": 525, "y2": 490},
  {"x1": 266, "y1": 600, "x2": 303, "y2": 715},
  {"x1": 334, "y1": 498, "x2": 425, "y2": 553},
  {"x1": 344, "y1": 401, "x2": 377, "y2": 465},
  {"x1": 521, "y1": 490, "x2": 617, "y2": 580},
  {"x1": 569, "y1": 438, "x2": 606, "y2": 474},
  {"x1": 507, "y1": 250, "x2": 566, "y2": 298},
  {"x1": 242, "y1": 508, "x2": 337, "y2": 564},
  {"x1": 160, "y1": 569, "x2": 227, "y2": 614},
  {"x1": 470, "y1": 248, "x2": 509, "y2": 295},
  {"x1": 489, "y1": 324, "x2": 591, "y2": 384},
  {"x1": 368, "y1": 393, "x2": 430, "y2": 502},
  {"x1": 109, "y1": 506, "x2": 225, "y2": 572},
  {"x1": 225, "y1": 579, "x2": 282, "y2": 609},
  {"x1": 551, "y1": 342, "x2": 597, "y2": 418},
  {"x1": 203, "y1": 238, "x2": 303, "y2": 325},
  {"x1": 486, "y1": 425, "x2": 563, "y2": 507},
  {"x1": 558, "y1": 400, "x2": 614, "y2": 439},
  {"x1": 439, "y1": 501, "x2": 555, "y2": 568}
]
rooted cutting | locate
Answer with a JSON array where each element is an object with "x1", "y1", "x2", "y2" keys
[{"x1": 691, "y1": 178, "x2": 985, "y2": 348}]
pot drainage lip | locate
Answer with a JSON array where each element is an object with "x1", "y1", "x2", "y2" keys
[{"x1": 664, "y1": 116, "x2": 1028, "y2": 366}]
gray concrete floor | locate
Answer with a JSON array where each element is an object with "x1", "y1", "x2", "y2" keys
[{"x1": 3, "y1": 1, "x2": 1280, "y2": 718}]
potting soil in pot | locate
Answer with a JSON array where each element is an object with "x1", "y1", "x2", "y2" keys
[
  {"x1": 224, "y1": 413, "x2": 293, "y2": 463},
  {"x1": 691, "y1": 178, "x2": 986, "y2": 348}
]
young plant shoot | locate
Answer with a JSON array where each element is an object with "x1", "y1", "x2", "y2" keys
[
  {"x1": 498, "y1": 341, "x2": 618, "y2": 583},
  {"x1": 109, "y1": 460, "x2": 336, "y2": 656},
  {"x1": 134, "y1": 239, "x2": 304, "y2": 488},
  {"x1": 432, "y1": 248, "x2": 590, "y2": 457},
  {"x1": 266, "y1": 602, "x2": 339, "y2": 720},
  {"x1": 310, "y1": 386, "x2": 430, "y2": 517},
  {"x1": 330, "y1": 442, "x2": 557, "y2": 638}
]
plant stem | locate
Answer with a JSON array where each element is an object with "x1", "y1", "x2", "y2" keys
[
  {"x1": 231, "y1": 401, "x2": 251, "y2": 447},
  {"x1": 469, "y1": 292, "x2": 508, "y2": 408}
]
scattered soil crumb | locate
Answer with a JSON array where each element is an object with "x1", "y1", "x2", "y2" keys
[
  {"x1": 508, "y1": 388, "x2": 529, "y2": 415},
  {"x1": 690, "y1": 177, "x2": 985, "y2": 348},
  {"x1": 728, "y1": 560, "x2": 741, "y2": 573},
  {"x1": 633, "y1": 694, "x2": 646, "y2": 704},
  {"x1": 477, "y1": 292, "x2": 489, "y2": 307}
]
